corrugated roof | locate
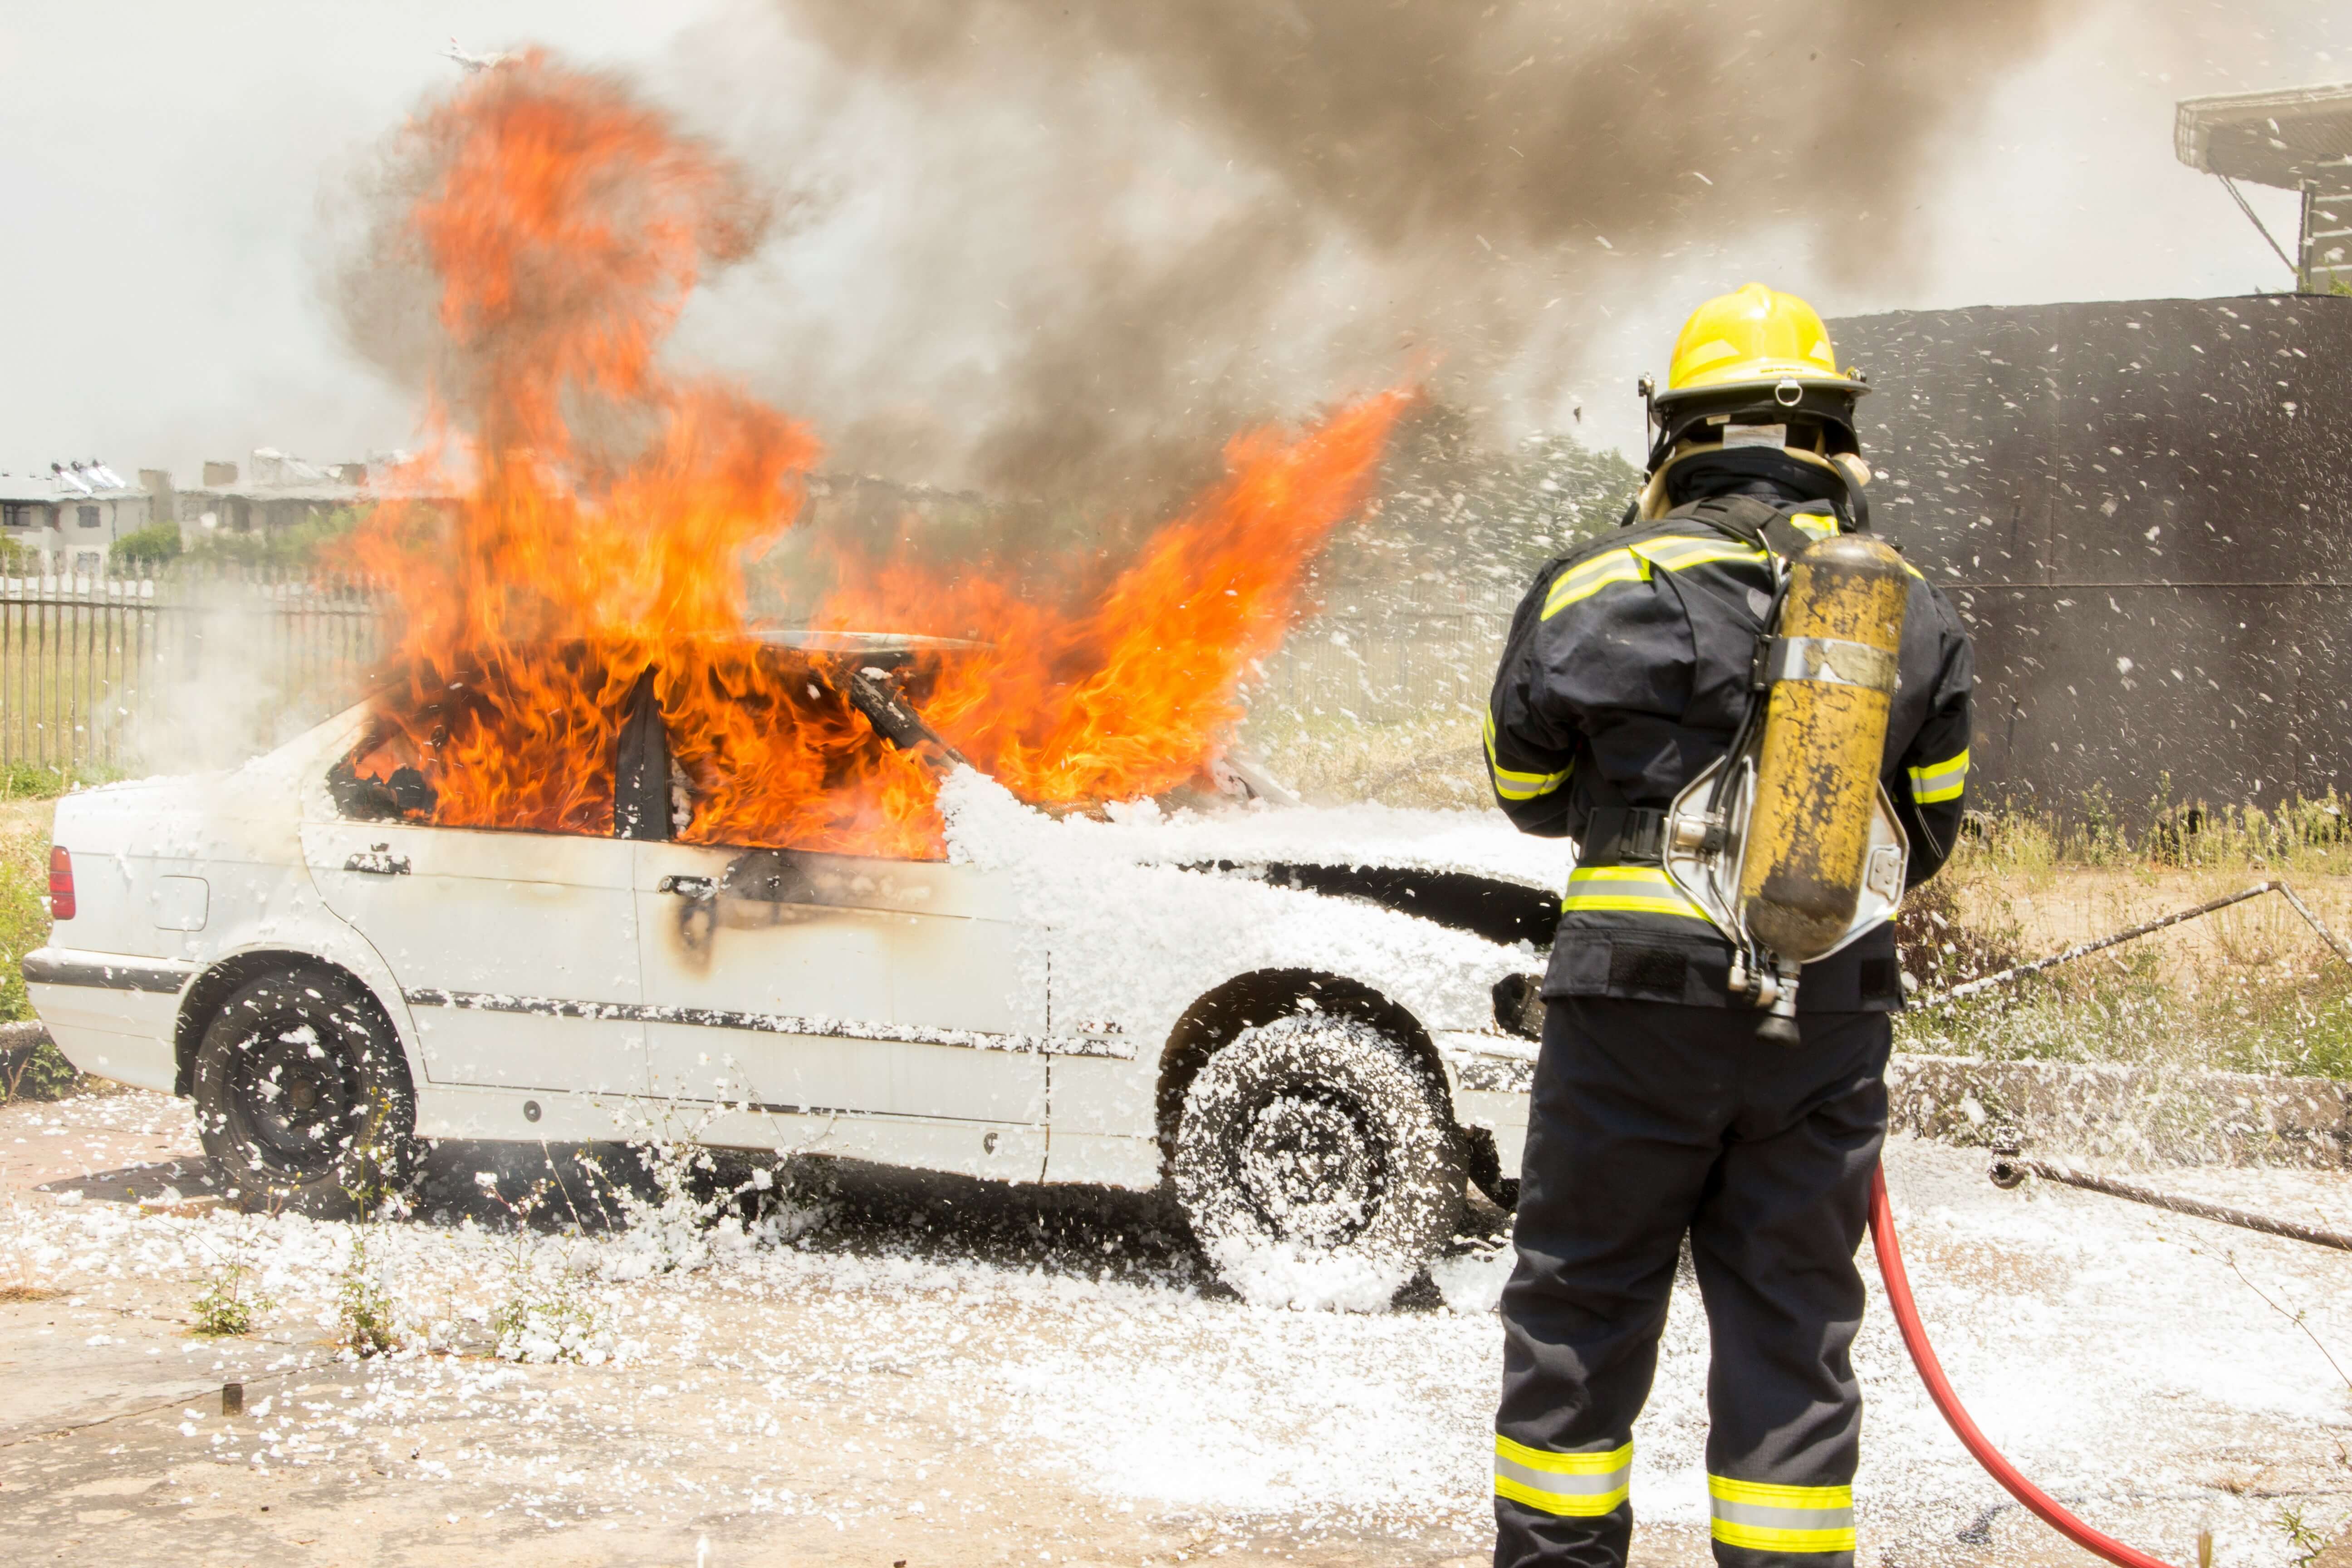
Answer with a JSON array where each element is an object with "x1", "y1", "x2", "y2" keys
[
  {"x1": 2176, "y1": 80, "x2": 2352, "y2": 188},
  {"x1": 0, "y1": 475, "x2": 139, "y2": 506}
]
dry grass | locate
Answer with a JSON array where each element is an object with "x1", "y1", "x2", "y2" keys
[
  {"x1": 1902, "y1": 859, "x2": 2352, "y2": 1083},
  {"x1": 1237, "y1": 707, "x2": 1490, "y2": 810}
]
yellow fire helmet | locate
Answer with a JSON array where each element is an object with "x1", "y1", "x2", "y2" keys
[
  {"x1": 1658, "y1": 282, "x2": 1859, "y2": 403},
  {"x1": 1633, "y1": 283, "x2": 1876, "y2": 523}
]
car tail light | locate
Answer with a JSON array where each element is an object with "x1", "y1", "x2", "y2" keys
[{"x1": 48, "y1": 846, "x2": 74, "y2": 921}]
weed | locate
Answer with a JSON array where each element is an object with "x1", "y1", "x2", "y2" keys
[
  {"x1": 475, "y1": 1172, "x2": 609, "y2": 1364},
  {"x1": 0, "y1": 1219, "x2": 58, "y2": 1302},
  {"x1": 336, "y1": 1228, "x2": 398, "y2": 1357},
  {"x1": 2229, "y1": 1253, "x2": 2352, "y2": 1397},
  {"x1": 191, "y1": 1257, "x2": 270, "y2": 1337},
  {"x1": 2275, "y1": 1503, "x2": 2329, "y2": 1567}
]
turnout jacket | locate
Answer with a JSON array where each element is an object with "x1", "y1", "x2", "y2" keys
[{"x1": 1486, "y1": 493, "x2": 1975, "y2": 1011}]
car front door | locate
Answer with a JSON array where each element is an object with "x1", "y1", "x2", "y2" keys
[
  {"x1": 631, "y1": 838, "x2": 1046, "y2": 1174},
  {"x1": 300, "y1": 817, "x2": 647, "y2": 1098}
]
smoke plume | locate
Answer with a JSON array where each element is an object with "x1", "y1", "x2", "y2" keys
[
  {"x1": 338, "y1": 2, "x2": 2065, "y2": 521},
  {"x1": 682, "y1": 0, "x2": 2061, "y2": 506}
]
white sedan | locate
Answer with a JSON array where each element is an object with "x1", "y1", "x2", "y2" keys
[{"x1": 26, "y1": 670, "x2": 1560, "y2": 1288}]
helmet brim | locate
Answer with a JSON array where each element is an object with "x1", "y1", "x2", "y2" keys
[{"x1": 1652, "y1": 368, "x2": 1869, "y2": 406}]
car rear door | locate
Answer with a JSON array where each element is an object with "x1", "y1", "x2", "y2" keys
[
  {"x1": 632, "y1": 839, "x2": 1046, "y2": 1172},
  {"x1": 301, "y1": 818, "x2": 647, "y2": 1097}
]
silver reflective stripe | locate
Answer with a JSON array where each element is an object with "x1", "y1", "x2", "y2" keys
[
  {"x1": 1711, "y1": 1498, "x2": 1854, "y2": 1532},
  {"x1": 1493, "y1": 1455, "x2": 1625, "y2": 1497},
  {"x1": 1765, "y1": 635, "x2": 1898, "y2": 692}
]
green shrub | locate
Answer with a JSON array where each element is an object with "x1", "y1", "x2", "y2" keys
[
  {"x1": 2, "y1": 1039, "x2": 78, "y2": 1100},
  {"x1": 182, "y1": 504, "x2": 369, "y2": 568},
  {"x1": 0, "y1": 820, "x2": 49, "y2": 1024},
  {"x1": 0, "y1": 763, "x2": 71, "y2": 801},
  {"x1": 108, "y1": 523, "x2": 182, "y2": 571}
]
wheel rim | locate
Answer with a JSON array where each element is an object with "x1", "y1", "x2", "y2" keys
[
  {"x1": 1232, "y1": 1088, "x2": 1387, "y2": 1249},
  {"x1": 223, "y1": 1021, "x2": 357, "y2": 1182}
]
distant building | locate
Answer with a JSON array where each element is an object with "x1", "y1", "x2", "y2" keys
[
  {"x1": 174, "y1": 447, "x2": 377, "y2": 539},
  {"x1": 0, "y1": 461, "x2": 157, "y2": 574}
]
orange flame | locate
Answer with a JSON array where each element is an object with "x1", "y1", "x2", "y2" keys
[{"x1": 351, "y1": 54, "x2": 1405, "y2": 858}]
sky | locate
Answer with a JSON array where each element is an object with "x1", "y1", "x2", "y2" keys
[{"x1": 0, "y1": 0, "x2": 2340, "y2": 482}]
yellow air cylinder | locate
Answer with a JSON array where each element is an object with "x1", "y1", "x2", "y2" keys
[{"x1": 1737, "y1": 534, "x2": 1911, "y2": 962}]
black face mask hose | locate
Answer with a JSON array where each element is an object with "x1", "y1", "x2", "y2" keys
[{"x1": 1867, "y1": 1164, "x2": 2184, "y2": 1568}]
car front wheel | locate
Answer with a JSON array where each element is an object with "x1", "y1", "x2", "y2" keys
[
  {"x1": 1172, "y1": 1013, "x2": 1464, "y2": 1299},
  {"x1": 191, "y1": 969, "x2": 415, "y2": 1218}
]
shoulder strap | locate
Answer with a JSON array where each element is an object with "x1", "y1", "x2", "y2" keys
[{"x1": 1661, "y1": 493, "x2": 1838, "y2": 561}]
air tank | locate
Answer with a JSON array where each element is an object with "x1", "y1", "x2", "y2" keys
[{"x1": 1738, "y1": 534, "x2": 1911, "y2": 961}]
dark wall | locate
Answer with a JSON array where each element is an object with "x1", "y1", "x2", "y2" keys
[{"x1": 1830, "y1": 294, "x2": 2352, "y2": 814}]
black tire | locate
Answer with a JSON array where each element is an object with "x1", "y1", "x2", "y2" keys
[
  {"x1": 191, "y1": 968, "x2": 415, "y2": 1218},
  {"x1": 1172, "y1": 1013, "x2": 1464, "y2": 1285}
]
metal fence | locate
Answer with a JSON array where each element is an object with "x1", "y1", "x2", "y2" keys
[
  {"x1": 0, "y1": 563, "x2": 1515, "y2": 779},
  {"x1": 0, "y1": 567, "x2": 386, "y2": 776}
]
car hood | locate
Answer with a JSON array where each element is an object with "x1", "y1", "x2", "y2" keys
[{"x1": 939, "y1": 768, "x2": 1573, "y2": 891}]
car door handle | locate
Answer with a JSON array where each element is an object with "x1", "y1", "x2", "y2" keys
[
  {"x1": 345, "y1": 845, "x2": 410, "y2": 876},
  {"x1": 658, "y1": 874, "x2": 715, "y2": 898}
]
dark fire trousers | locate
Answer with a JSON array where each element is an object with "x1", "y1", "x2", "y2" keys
[{"x1": 1494, "y1": 996, "x2": 1890, "y2": 1568}]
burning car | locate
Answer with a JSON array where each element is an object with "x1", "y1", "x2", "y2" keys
[
  {"x1": 25, "y1": 635, "x2": 1563, "y2": 1290},
  {"x1": 24, "y1": 58, "x2": 1522, "y2": 1294}
]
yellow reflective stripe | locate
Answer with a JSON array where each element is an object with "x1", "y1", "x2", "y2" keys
[
  {"x1": 1561, "y1": 866, "x2": 1709, "y2": 921},
  {"x1": 1907, "y1": 747, "x2": 1969, "y2": 805},
  {"x1": 1494, "y1": 1436, "x2": 1632, "y2": 1518},
  {"x1": 1540, "y1": 534, "x2": 1773, "y2": 621},
  {"x1": 1543, "y1": 549, "x2": 1645, "y2": 618},
  {"x1": 1708, "y1": 1475, "x2": 1856, "y2": 1554},
  {"x1": 1483, "y1": 710, "x2": 1571, "y2": 802},
  {"x1": 1710, "y1": 1520, "x2": 1858, "y2": 1554},
  {"x1": 1629, "y1": 537, "x2": 1770, "y2": 572},
  {"x1": 1790, "y1": 511, "x2": 1838, "y2": 541}
]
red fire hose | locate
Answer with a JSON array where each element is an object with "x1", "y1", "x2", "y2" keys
[{"x1": 1867, "y1": 1164, "x2": 2182, "y2": 1568}]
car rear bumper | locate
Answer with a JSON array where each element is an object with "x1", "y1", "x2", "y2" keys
[{"x1": 23, "y1": 946, "x2": 194, "y2": 1094}]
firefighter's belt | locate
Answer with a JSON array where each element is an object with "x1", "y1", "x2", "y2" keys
[{"x1": 1580, "y1": 807, "x2": 1668, "y2": 867}]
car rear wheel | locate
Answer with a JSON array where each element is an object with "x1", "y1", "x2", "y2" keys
[
  {"x1": 1172, "y1": 1013, "x2": 1464, "y2": 1296},
  {"x1": 192, "y1": 969, "x2": 415, "y2": 1218}
]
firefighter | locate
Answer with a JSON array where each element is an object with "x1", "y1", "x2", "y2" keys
[{"x1": 1485, "y1": 282, "x2": 1974, "y2": 1568}]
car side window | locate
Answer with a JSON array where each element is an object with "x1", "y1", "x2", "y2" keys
[
  {"x1": 657, "y1": 644, "x2": 951, "y2": 863},
  {"x1": 327, "y1": 661, "x2": 669, "y2": 841},
  {"x1": 327, "y1": 725, "x2": 440, "y2": 823}
]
